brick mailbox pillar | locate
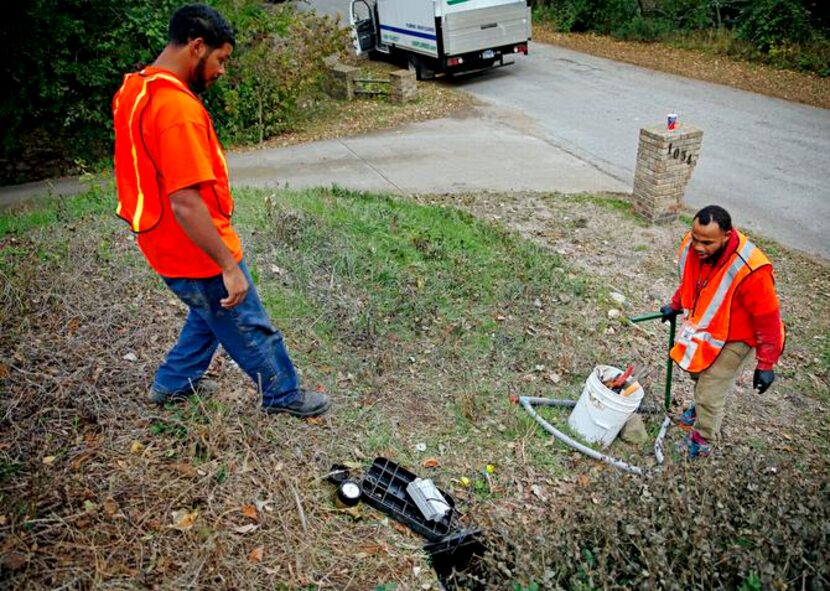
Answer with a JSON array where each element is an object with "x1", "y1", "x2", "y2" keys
[
  {"x1": 389, "y1": 69, "x2": 417, "y2": 104},
  {"x1": 632, "y1": 124, "x2": 703, "y2": 223},
  {"x1": 328, "y1": 64, "x2": 358, "y2": 101}
]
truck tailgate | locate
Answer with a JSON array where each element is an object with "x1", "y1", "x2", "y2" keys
[{"x1": 441, "y1": 2, "x2": 530, "y2": 56}]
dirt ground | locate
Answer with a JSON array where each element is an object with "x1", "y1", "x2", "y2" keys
[{"x1": 0, "y1": 189, "x2": 827, "y2": 589}]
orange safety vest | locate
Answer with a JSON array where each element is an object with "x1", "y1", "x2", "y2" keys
[
  {"x1": 670, "y1": 230, "x2": 782, "y2": 373},
  {"x1": 112, "y1": 70, "x2": 232, "y2": 233}
]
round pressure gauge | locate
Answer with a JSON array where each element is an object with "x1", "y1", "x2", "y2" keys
[{"x1": 337, "y1": 480, "x2": 362, "y2": 507}]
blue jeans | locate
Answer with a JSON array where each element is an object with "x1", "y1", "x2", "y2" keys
[{"x1": 153, "y1": 261, "x2": 301, "y2": 406}]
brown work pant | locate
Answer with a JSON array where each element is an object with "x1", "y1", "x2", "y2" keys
[{"x1": 690, "y1": 342, "x2": 753, "y2": 442}]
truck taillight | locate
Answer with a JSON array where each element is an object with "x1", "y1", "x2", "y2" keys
[
  {"x1": 515, "y1": 44, "x2": 528, "y2": 54},
  {"x1": 448, "y1": 57, "x2": 464, "y2": 66}
]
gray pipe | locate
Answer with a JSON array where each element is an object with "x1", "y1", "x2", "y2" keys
[
  {"x1": 519, "y1": 397, "x2": 645, "y2": 476},
  {"x1": 519, "y1": 397, "x2": 673, "y2": 476}
]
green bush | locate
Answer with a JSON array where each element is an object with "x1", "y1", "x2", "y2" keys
[
  {"x1": 533, "y1": 0, "x2": 640, "y2": 34},
  {"x1": 737, "y1": 0, "x2": 812, "y2": 50},
  {"x1": 533, "y1": 0, "x2": 829, "y2": 75},
  {"x1": 207, "y1": 2, "x2": 348, "y2": 144},
  {"x1": 0, "y1": 1, "x2": 348, "y2": 185},
  {"x1": 613, "y1": 15, "x2": 674, "y2": 41}
]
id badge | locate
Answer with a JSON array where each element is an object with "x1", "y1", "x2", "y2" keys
[{"x1": 679, "y1": 320, "x2": 697, "y2": 344}]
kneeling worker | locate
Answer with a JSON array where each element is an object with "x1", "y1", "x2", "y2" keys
[{"x1": 660, "y1": 205, "x2": 785, "y2": 458}]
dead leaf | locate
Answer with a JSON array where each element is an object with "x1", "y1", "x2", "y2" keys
[
  {"x1": 254, "y1": 499, "x2": 273, "y2": 513},
  {"x1": 103, "y1": 498, "x2": 118, "y2": 516},
  {"x1": 234, "y1": 523, "x2": 259, "y2": 534},
  {"x1": 170, "y1": 509, "x2": 198, "y2": 531},
  {"x1": 42, "y1": 455, "x2": 56, "y2": 465},
  {"x1": 392, "y1": 522, "x2": 411, "y2": 535},
  {"x1": 305, "y1": 416, "x2": 324, "y2": 425},
  {"x1": 130, "y1": 441, "x2": 144, "y2": 455},
  {"x1": 66, "y1": 318, "x2": 80, "y2": 335},
  {"x1": 358, "y1": 543, "x2": 383, "y2": 555},
  {"x1": 70, "y1": 452, "x2": 93, "y2": 471},
  {"x1": 0, "y1": 363, "x2": 9, "y2": 379},
  {"x1": 83, "y1": 500, "x2": 98, "y2": 514},
  {"x1": 577, "y1": 473, "x2": 590, "y2": 487},
  {"x1": 422, "y1": 457, "x2": 440, "y2": 469},
  {"x1": 240, "y1": 504, "x2": 257, "y2": 519},
  {"x1": 1, "y1": 552, "x2": 27, "y2": 571},
  {"x1": 249, "y1": 546, "x2": 264, "y2": 563},
  {"x1": 337, "y1": 505, "x2": 363, "y2": 520},
  {"x1": 172, "y1": 463, "x2": 197, "y2": 478}
]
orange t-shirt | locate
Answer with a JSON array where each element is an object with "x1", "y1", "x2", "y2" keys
[{"x1": 132, "y1": 67, "x2": 242, "y2": 278}]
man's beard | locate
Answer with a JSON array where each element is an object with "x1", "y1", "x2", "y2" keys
[{"x1": 190, "y1": 57, "x2": 209, "y2": 94}]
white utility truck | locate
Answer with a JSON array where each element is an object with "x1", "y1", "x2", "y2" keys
[{"x1": 350, "y1": 0, "x2": 531, "y2": 80}]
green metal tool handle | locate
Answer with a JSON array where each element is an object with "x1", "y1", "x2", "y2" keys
[{"x1": 629, "y1": 312, "x2": 677, "y2": 411}]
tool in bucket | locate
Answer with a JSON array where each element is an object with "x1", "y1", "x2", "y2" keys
[{"x1": 516, "y1": 311, "x2": 677, "y2": 476}]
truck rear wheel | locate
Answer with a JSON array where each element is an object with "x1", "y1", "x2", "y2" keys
[{"x1": 407, "y1": 55, "x2": 435, "y2": 81}]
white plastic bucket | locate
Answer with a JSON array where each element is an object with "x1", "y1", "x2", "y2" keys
[{"x1": 567, "y1": 365, "x2": 644, "y2": 448}]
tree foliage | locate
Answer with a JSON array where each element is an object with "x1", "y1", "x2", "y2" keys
[
  {"x1": 0, "y1": 1, "x2": 348, "y2": 185},
  {"x1": 532, "y1": 0, "x2": 829, "y2": 74}
]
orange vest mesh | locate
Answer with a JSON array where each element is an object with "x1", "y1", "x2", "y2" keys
[
  {"x1": 670, "y1": 230, "x2": 779, "y2": 373},
  {"x1": 113, "y1": 70, "x2": 198, "y2": 233}
]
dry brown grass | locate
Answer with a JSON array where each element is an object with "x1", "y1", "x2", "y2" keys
[{"x1": 1, "y1": 188, "x2": 828, "y2": 589}]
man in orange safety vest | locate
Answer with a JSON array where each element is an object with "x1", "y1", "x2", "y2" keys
[
  {"x1": 660, "y1": 205, "x2": 784, "y2": 458},
  {"x1": 112, "y1": 4, "x2": 330, "y2": 417}
]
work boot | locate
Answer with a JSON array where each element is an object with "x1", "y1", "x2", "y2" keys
[
  {"x1": 149, "y1": 378, "x2": 219, "y2": 405},
  {"x1": 263, "y1": 390, "x2": 330, "y2": 418},
  {"x1": 679, "y1": 430, "x2": 711, "y2": 460},
  {"x1": 674, "y1": 402, "x2": 696, "y2": 432}
]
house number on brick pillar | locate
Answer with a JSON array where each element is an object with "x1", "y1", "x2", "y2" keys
[{"x1": 632, "y1": 123, "x2": 703, "y2": 223}]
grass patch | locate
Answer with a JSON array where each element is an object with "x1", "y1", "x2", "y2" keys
[{"x1": 0, "y1": 182, "x2": 111, "y2": 239}]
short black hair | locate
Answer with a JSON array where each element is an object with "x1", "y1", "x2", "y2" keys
[
  {"x1": 694, "y1": 205, "x2": 732, "y2": 232},
  {"x1": 168, "y1": 4, "x2": 235, "y2": 49}
]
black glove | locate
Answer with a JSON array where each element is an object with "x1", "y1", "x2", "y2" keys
[
  {"x1": 753, "y1": 369, "x2": 775, "y2": 394},
  {"x1": 660, "y1": 304, "x2": 681, "y2": 324}
]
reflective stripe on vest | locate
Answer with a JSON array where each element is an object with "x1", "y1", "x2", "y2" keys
[
  {"x1": 113, "y1": 71, "x2": 194, "y2": 233},
  {"x1": 671, "y1": 231, "x2": 771, "y2": 373}
]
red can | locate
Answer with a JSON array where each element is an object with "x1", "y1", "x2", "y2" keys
[{"x1": 667, "y1": 113, "x2": 678, "y2": 130}]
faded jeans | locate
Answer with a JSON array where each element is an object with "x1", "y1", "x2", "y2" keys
[{"x1": 153, "y1": 261, "x2": 301, "y2": 407}]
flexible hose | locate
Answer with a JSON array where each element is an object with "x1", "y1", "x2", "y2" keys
[
  {"x1": 519, "y1": 397, "x2": 673, "y2": 476},
  {"x1": 519, "y1": 397, "x2": 645, "y2": 476},
  {"x1": 653, "y1": 415, "x2": 672, "y2": 465}
]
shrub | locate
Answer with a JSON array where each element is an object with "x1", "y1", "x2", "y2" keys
[
  {"x1": 207, "y1": 2, "x2": 349, "y2": 144},
  {"x1": 737, "y1": 0, "x2": 813, "y2": 50},
  {"x1": 613, "y1": 15, "x2": 674, "y2": 41},
  {"x1": 478, "y1": 448, "x2": 830, "y2": 589},
  {"x1": 0, "y1": 1, "x2": 349, "y2": 185}
]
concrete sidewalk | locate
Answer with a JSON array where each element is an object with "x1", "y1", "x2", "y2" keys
[
  {"x1": 0, "y1": 109, "x2": 627, "y2": 210},
  {"x1": 226, "y1": 112, "x2": 628, "y2": 195}
]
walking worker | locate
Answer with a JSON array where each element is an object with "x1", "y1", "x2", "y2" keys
[
  {"x1": 660, "y1": 205, "x2": 784, "y2": 458},
  {"x1": 112, "y1": 4, "x2": 329, "y2": 417}
]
